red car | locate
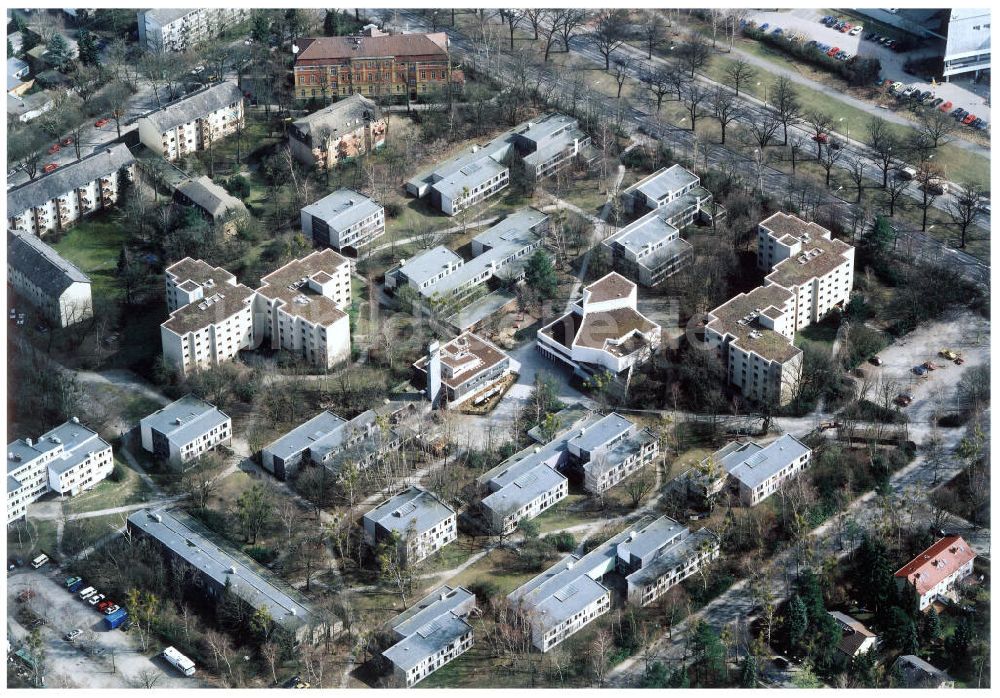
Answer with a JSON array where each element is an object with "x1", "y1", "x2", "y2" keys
[
  {"x1": 811, "y1": 133, "x2": 829, "y2": 143},
  {"x1": 43, "y1": 163, "x2": 59, "y2": 174},
  {"x1": 48, "y1": 143, "x2": 61, "y2": 154},
  {"x1": 827, "y1": 46, "x2": 840, "y2": 56},
  {"x1": 97, "y1": 600, "x2": 113, "y2": 612},
  {"x1": 61, "y1": 136, "x2": 73, "y2": 146},
  {"x1": 94, "y1": 118, "x2": 110, "y2": 127},
  {"x1": 962, "y1": 113, "x2": 977, "y2": 125},
  {"x1": 840, "y1": 23, "x2": 852, "y2": 33},
  {"x1": 938, "y1": 100, "x2": 953, "y2": 112}
]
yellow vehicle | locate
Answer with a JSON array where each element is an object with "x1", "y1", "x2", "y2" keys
[{"x1": 939, "y1": 348, "x2": 958, "y2": 360}]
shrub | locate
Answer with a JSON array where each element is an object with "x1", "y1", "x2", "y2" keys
[
  {"x1": 743, "y1": 26, "x2": 881, "y2": 86},
  {"x1": 224, "y1": 175, "x2": 251, "y2": 199},
  {"x1": 108, "y1": 459, "x2": 126, "y2": 482},
  {"x1": 544, "y1": 531, "x2": 576, "y2": 552},
  {"x1": 246, "y1": 546, "x2": 278, "y2": 565},
  {"x1": 383, "y1": 201, "x2": 402, "y2": 219}
]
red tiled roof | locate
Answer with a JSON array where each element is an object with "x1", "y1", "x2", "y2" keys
[
  {"x1": 894, "y1": 536, "x2": 976, "y2": 596},
  {"x1": 296, "y1": 32, "x2": 449, "y2": 62}
]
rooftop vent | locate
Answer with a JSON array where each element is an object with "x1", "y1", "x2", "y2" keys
[
  {"x1": 290, "y1": 608, "x2": 297, "y2": 616},
  {"x1": 9, "y1": 452, "x2": 19, "y2": 461},
  {"x1": 50, "y1": 436, "x2": 62, "y2": 444},
  {"x1": 25, "y1": 438, "x2": 32, "y2": 447},
  {"x1": 152, "y1": 513, "x2": 163, "y2": 523},
  {"x1": 71, "y1": 416, "x2": 80, "y2": 424},
  {"x1": 228, "y1": 566, "x2": 237, "y2": 574}
]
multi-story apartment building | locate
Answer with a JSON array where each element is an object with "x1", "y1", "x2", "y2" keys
[
  {"x1": 293, "y1": 31, "x2": 462, "y2": 101},
  {"x1": 692, "y1": 434, "x2": 813, "y2": 506},
  {"x1": 895, "y1": 536, "x2": 977, "y2": 612},
  {"x1": 7, "y1": 143, "x2": 135, "y2": 235},
  {"x1": 7, "y1": 230, "x2": 93, "y2": 328},
  {"x1": 386, "y1": 208, "x2": 546, "y2": 308},
  {"x1": 138, "y1": 82, "x2": 244, "y2": 162},
  {"x1": 127, "y1": 508, "x2": 326, "y2": 643},
  {"x1": 7, "y1": 418, "x2": 113, "y2": 525},
  {"x1": 479, "y1": 437, "x2": 570, "y2": 535},
  {"x1": 137, "y1": 9, "x2": 252, "y2": 52},
  {"x1": 537, "y1": 272, "x2": 661, "y2": 384},
  {"x1": 254, "y1": 249, "x2": 352, "y2": 369},
  {"x1": 300, "y1": 188, "x2": 385, "y2": 252},
  {"x1": 288, "y1": 94, "x2": 387, "y2": 170},
  {"x1": 509, "y1": 515, "x2": 718, "y2": 651},
  {"x1": 412, "y1": 332, "x2": 519, "y2": 408},
  {"x1": 363, "y1": 486, "x2": 457, "y2": 567},
  {"x1": 261, "y1": 409, "x2": 402, "y2": 481},
  {"x1": 757, "y1": 212, "x2": 855, "y2": 331},
  {"x1": 173, "y1": 176, "x2": 248, "y2": 237},
  {"x1": 568, "y1": 413, "x2": 659, "y2": 494},
  {"x1": 620, "y1": 164, "x2": 720, "y2": 227},
  {"x1": 139, "y1": 395, "x2": 232, "y2": 469},
  {"x1": 704, "y1": 285, "x2": 803, "y2": 406},
  {"x1": 406, "y1": 114, "x2": 590, "y2": 215},
  {"x1": 383, "y1": 585, "x2": 476, "y2": 687},
  {"x1": 602, "y1": 209, "x2": 693, "y2": 287}
]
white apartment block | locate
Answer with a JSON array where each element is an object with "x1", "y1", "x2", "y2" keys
[
  {"x1": 7, "y1": 418, "x2": 114, "y2": 526},
  {"x1": 138, "y1": 9, "x2": 252, "y2": 52},
  {"x1": 619, "y1": 519, "x2": 720, "y2": 607},
  {"x1": 300, "y1": 188, "x2": 385, "y2": 252},
  {"x1": 138, "y1": 82, "x2": 244, "y2": 162},
  {"x1": 569, "y1": 413, "x2": 659, "y2": 495},
  {"x1": 383, "y1": 586, "x2": 476, "y2": 687},
  {"x1": 7, "y1": 144, "x2": 135, "y2": 235},
  {"x1": 362, "y1": 487, "x2": 457, "y2": 567},
  {"x1": 139, "y1": 395, "x2": 232, "y2": 469},
  {"x1": 758, "y1": 212, "x2": 855, "y2": 331},
  {"x1": 537, "y1": 272, "x2": 662, "y2": 383},
  {"x1": 602, "y1": 209, "x2": 693, "y2": 287},
  {"x1": 7, "y1": 230, "x2": 93, "y2": 328},
  {"x1": 700, "y1": 434, "x2": 812, "y2": 507},
  {"x1": 620, "y1": 164, "x2": 720, "y2": 228}
]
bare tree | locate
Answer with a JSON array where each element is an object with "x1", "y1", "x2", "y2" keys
[
  {"x1": 818, "y1": 141, "x2": 844, "y2": 187},
  {"x1": 682, "y1": 83, "x2": 709, "y2": 131},
  {"x1": 624, "y1": 474, "x2": 654, "y2": 507},
  {"x1": 611, "y1": 54, "x2": 634, "y2": 99},
  {"x1": 590, "y1": 9, "x2": 629, "y2": 70},
  {"x1": 557, "y1": 9, "x2": 589, "y2": 53},
  {"x1": 882, "y1": 173, "x2": 909, "y2": 217},
  {"x1": 710, "y1": 86, "x2": 742, "y2": 144},
  {"x1": 640, "y1": 10, "x2": 667, "y2": 58},
  {"x1": 665, "y1": 69, "x2": 690, "y2": 102},
  {"x1": 499, "y1": 9, "x2": 525, "y2": 50},
  {"x1": 806, "y1": 111, "x2": 834, "y2": 158},
  {"x1": 642, "y1": 66, "x2": 673, "y2": 111},
  {"x1": 846, "y1": 155, "x2": 866, "y2": 202},
  {"x1": 677, "y1": 31, "x2": 711, "y2": 78},
  {"x1": 770, "y1": 76, "x2": 802, "y2": 145},
  {"x1": 746, "y1": 108, "x2": 782, "y2": 149},
  {"x1": 919, "y1": 107, "x2": 959, "y2": 148},
  {"x1": 539, "y1": 10, "x2": 564, "y2": 62},
  {"x1": 947, "y1": 181, "x2": 986, "y2": 249},
  {"x1": 913, "y1": 159, "x2": 942, "y2": 231},
  {"x1": 724, "y1": 57, "x2": 755, "y2": 96},
  {"x1": 866, "y1": 116, "x2": 899, "y2": 188}
]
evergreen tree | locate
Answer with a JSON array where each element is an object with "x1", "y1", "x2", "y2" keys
[
  {"x1": 797, "y1": 569, "x2": 825, "y2": 621},
  {"x1": 883, "y1": 607, "x2": 919, "y2": 653},
  {"x1": 689, "y1": 621, "x2": 726, "y2": 686},
  {"x1": 46, "y1": 33, "x2": 73, "y2": 70},
  {"x1": 323, "y1": 9, "x2": 342, "y2": 36},
  {"x1": 787, "y1": 594, "x2": 809, "y2": 652},
  {"x1": 669, "y1": 665, "x2": 691, "y2": 688},
  {"x1": 850, "y1": 650, "x2": 878, "y2": 688},
  {"x1": 739, "y1": 654, "x2": 758, "y2": 687},
  {"x1": 855, "y1": 536, "x2": 898, "y2": 616},
  {"x1": 21, "y1": 29, "x2": 38, "y2": 54},
  {"x1": 250, "y1": 11, "x2": 271, "y2": 44},
  {"x1": 923, "y1": 607, "x2": 942, "y2": 645},
  {"x1": 946, "y1": 616, "x2": 973, "y2": 657},
  {"x1": 524, "y1": 249, "x2": 558, "y2": 301},
  {"x1": 7, "y1": 37, "x2": 13, "y2": 58},
  {"x1": 77, "y1": 28, "x2": 99, "y2": 66}
]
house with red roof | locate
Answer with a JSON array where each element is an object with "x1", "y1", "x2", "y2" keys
[{"x1": 894, "y1": 536, "x2": 977, "y2": 611}]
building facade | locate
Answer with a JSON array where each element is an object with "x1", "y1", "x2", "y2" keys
[
  {"x1": 7, "y1": 230, "x2": 94, "y2": 328},
  {"x1": 695, "y1": 434, "x2": 813, "y2": 507},
  {"x1": 293, "y1": 32, "x2": 461, "y2": 101},
  {"x1": 138, "y1": 82, "x2": 244, "y2": 162},
  {"x1": 620, "y1": 164, "x2": 720, "y2": 228},
  {"x1": 300, "y1": 188, "x2": 385, "y2": 251},
  {"x1": 288, "y1": 94, "x2": 387, "y2": 170},
  {"x1": 412, "y1": 332, "x2": 519, "y2": 407},
  {"x1": 602, "y1": 209, "x2": 693, "y2": 287},
  {"x1": 138, "y1": 9, "x2": 252, "y2": 52},
  {"x1": 894, "y1": 535, "x2": 977, "y2": 611},
  {"x1": 139, "y1": 395, "x2": 232, "y2": 469},
  {"x1": 7, "y1": 144, "x2": 135, "y2": 235},
  {"x1": 362, "y1": 486, "x2": 457, "y2": 567},
  {"x1": 7, "y1": 418, "x2": 113, "y2": 525}
]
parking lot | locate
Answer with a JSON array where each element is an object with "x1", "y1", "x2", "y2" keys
[
  {"x1": 7, "y1": 564, "x2": 203, "y2": 688},
  {"x1": 746, "y1": 8, "x2": 991, "y2": 123}
]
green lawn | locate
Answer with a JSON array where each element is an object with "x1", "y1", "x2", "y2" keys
[
  {"x1": 50, "y1": 212, "x2": 126, "y2": 302},
  {"x1": 7, "y1": 518, "x2": 58, "y2": 560},
  {"x1": 445, "y1": 548, "x2": 550, "y2": 597},
  {"x1": 62, "y1": 460, "x2": 151, "y2": 516},
  {"x1": 532, "y1": 493, "x2": 594, "y2": 534},
  {"x1": 61, "y1": 513, "x2": 124, "y2": 557}
]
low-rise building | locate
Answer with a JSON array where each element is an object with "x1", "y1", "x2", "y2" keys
[
  {"x1": 537, "y1": 272, "x2": 661, "y2": 385},
  {"x1": 173, "y1": 176, "x2": 248, "y2": 237},
  {"x1": 892, "y1": 655, "x2": 955, "y2": 689},
  {"x1": 138, "y1": 9, "x2": 252, "y2": 52},
  {"x1": 127, "y1": 508, "x2": 327, "y2": 643},
  {"x1": 7, "y1": 418, "x2": 113, "y2": 525},
  {"x1": 7, "y1": 92, "x2": 54, "y2": 123},
  {"x1": 300, "y1": 188, "x2": 385, "y2": 252},
  {"x1": 508, "y1": 112, "x2": 595, "y2": 180},
  {"x1": 569, "y1": 413, "x2": 659, "y2": 494},
  {"x1": 138, "y1": 82, "x2": 244, "y2": 162},
  {"x1": 895, "y1": 535, "x2": 977, "y2": 611},
  {"x1": 7, "y1": 57, "x2": 32, "y2": 96},
  {"x1": 362, "y1": 486, "x2": 457, "y2": 567},
  {"x1": 7, "y1": 230, "x2": 94, "y2": 328},
  {"x1": 620, "y1": 164, "x2": 718, "y2": 227},
  {"x1": 479, "y1": 438, "x2": 570, "y2": 535},
  {"x1": 383, "y1": 585, "x2": 476, "y2": 687},
  {"x1": 412, "y1": 332, "x2": 519, "y2": 408},
  {"x1": 261, "y1": 409, "x2": 402, "y2": 481},
  {"x1": 7, "y1": 143, "x2": 136, "y2": 235},
  {"x1": 139, "y1": 395, "x2": 232, "y2": 469},
  {"x1": 287, "y1": 94, "x2": 387, "y2": 170},
  {"x1": 828, "y1": 611, "x2": 879, "y2": 657},
  {"x1": 696, "y1": 434, "x2": 813, "y2": 507},
  {"x1": 602, "y1": 209, "x2": 693, "y2": 287}
]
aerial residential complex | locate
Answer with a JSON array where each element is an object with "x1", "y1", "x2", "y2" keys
[
  {"x1": 362, "y1": 486, "x2": 457, "y2": 566},
  {"x1": 538, "y1": 272, "x2": 662, "y2": 384},
  {"x1": 7, "y1": 418, "x2": 113, "y2": 525},
  {"x1": 620, "y1": 164, "x2": 719, "y2": 228},
  {"x1": 7, "y1": 230, "x2": 93, "y2": 328},
  {"x1": 287, "y1": 93, "x2": 388, "y2": 170},
  {"x1": 602, "y1": 208, "x2": 694, "y2": 287},
  {"x1": 413, "y1": 332, "x2": 518, "y2": 407},
  {"x1": 139, "y1": 395, "x2": 232, "y2": 469},
  {"x1": 138, "y1": 82, "x2": 245, "y2": 162},
  {"x1": 382, "y1": 585, "x2": 477, "y2": 687},
  {"x1": 509, "y1": 515, "x2": 719, "y2": 651},
  {"x1": 300, "y1": 188, "x2": 386, "y2": 251},
  {"x1": 292, "y1": 30, "x2": 462, "y2": 101},
  {"x1": 261, "y1": 409, "x2": 402, "y2": 481},
  {"x1": 137, "y1": 8, "x2": 252, "y2": 52},
  {"x1": 7, "y1": 143, "x2": 135, "y2": 235}
]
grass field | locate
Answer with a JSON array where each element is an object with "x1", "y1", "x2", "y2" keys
[
  {"x1": 50, "y1": 212, "x2": 126, "y2": 302},
  {"x1": 62, "y1": 460, "x2": 151, "y2": 516}
]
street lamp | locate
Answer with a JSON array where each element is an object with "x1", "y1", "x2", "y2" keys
[
  {"x1": 838, "y1": 117, "x2": 850, "y2": 145},
  {"x1": 756, "y1": 81, "x2": 767, "y2": 106}
]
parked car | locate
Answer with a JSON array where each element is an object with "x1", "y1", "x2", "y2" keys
[
  {"x1": 952, "y1": 108, "x2": 967, "y2": 120},
  {"x1": 29, "y1": 618, "x2": 45, "y2": 629},
  {"x1": 923, "y1": 361, "x2": 939, "y2": 371},
  {"x1": 8, "y1": 308, "x2": 16, "y2": 320},
  {"x1": 864, "y1": 31, "x2": 875, "y2": 40},
  {"x1": 65, "y1": 629, "x2": 83, "y2": 642},
  {"x1": 88, "y1": 593, "x2": 106, "y2": 606},
  {"x1": 827, "y1": 46, "x2": 840, "y2": 57},
  {"x1": 94, "y1": 118, "x2": 110, "y2": 127},
  {"x1": 829, "y1": 139, "x2": 843, "y2": 149},
  {"x1": 954, "y1": 357, "x2": 965, "y2": 365},
  {"x1": 820, "y1": 15, "x2": 832, "y2": 24},
  {"x1": 895, "y1": 393, "x2": 913, "y2": 406},
  {"x1": 963, "y1": 113, "x2": 977, "y2": 125},
  {"x1": 61, "y1": 136, "x2": 73, "y2": 146},
  {"x1": 973, "y1": 118, "x2": 987, "y2": 130},
  {"x1": 849, "y1": 25, "x2": 864, "y2": 36},
  {"x1": 64, "y1": 576, "x2": 83, "y2": 589},
  {"x1": 938, "y1": 100, "x2": 953, "y2": 112},
  {"x1": 103, "y1": 604, "x2": 121, "y2": 615},
  {"x1": 772, "y1": 27, "x2": 783, "y2": 35},
  {"x1": 869, "y1": 356, "x2": 883, "y2": 366},
  {"x1": 48, "y1": 143, "x2": 61, "y2": 154},
  {"x1": 811, "y1": 132, "x2": 829, "y2": 143},
  {"x1": 890, "y1": 81, "x2": 904, "y2": 93},
  {"x1": 912, "y1": 365, "x2": 927, "y2": 376},
  {"x1": 43, "y1": 163, "x2": 59, "y2": 174},
  {"x1": 922, "y1": 92, "x2": 937, "y2": 105},
  {"x1": 930, "y1": 97, "x2": 944, "y2": 108},
  {"x1": 97, "y1": 600, "x2": 113, "y2": 612},
  {"x1": 806, "y1": 40, "x2": 817, "y2": 48}
]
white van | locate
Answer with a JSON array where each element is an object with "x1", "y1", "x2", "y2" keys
[
  {"x1": 30, "y1": 554, "x2": 49, "y2": 569},
  {"x1": 163, "y1": 646, "x2": 197, "y2": 676},
  {"x1": 78, "y1": 586, "x2": 97, "y2": 600}
]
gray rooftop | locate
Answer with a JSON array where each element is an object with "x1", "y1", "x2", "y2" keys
[
  {"x1": 616, "y1": 516, "x2": 688, "y2": 565},
  {"x1": 7, "y1": 438, "x2": 45, "y2": 475},
  {"x1": 7, "y1": 230, "x2": 91, "y2": 299},
  {"x1": 32, "y1": 421, "x2": 110, "y2": 477},
  {"x1": 8, "y1": 143, "x2": 134, "y2": 216},
  {"x1": 396, "y1": 246, "x2": 464, "y2": 288},
  {"x1": 432, "y1": 156, "x2": 508, "y2": 201},
  {"x1": 384, "y1": 585, "x2": 473, "y2": 671},
  {"x1": 481, "y1": 463, "x2": 566, "y2": 515},
  {"x1": 894, "y1": 654, "x2": 953, "y2": 687},
  {"x1": 944, "y1": 9, "x2": 990, "y2": 60},
  {"x1": 301, "y1": 188, "x2": 382, "y2": 232},
  {"x1": 262, "y1": 411, "x2": 346, "y2": 462},
  {"x1": 364, "y1": 486, "x2": 455, "y2": 537},
  {"x1": 716, "y1": 434, "x2": 811, "y2": 490},
  {"x1": 175, "y1": 175, "x2": 248, "y2": 219},
  {"x1": 140, "y1": 395, "x2": 230, "y2": 448},
  {"x1": 127, "y1": 508, "x2": 314, "y2": 631},
  {"x1": 604, "y1": 209, "x2": 692, "y2": 270},
  {"x1": 568, "y1": 412, "x2": 634, "y2": 455},
  {"x1": 140, "y1": 8, "x2": 199, "y2": 26},
  {"x1": 391, "y1": 585, "x2": 475, "y2": 638},
  {"x1": 585, "y1": 430, "x2": 656, "y2": 480},
  {"x1": 142, "y1": 82, "x2": 243, "y2": 134},
  {"x1": 406, "y1": 132, "x2": 514, "y2": 198},
  {"x1": 291, "y1": 93, "x2": 381, "y2": 142},
  {"x1": 625, "y1": 526, "x2": 719, "y2": 588},
  {"x1": 625, "y1": 164, "x2": 700, "y2": 204},
  {"x1": 514, "y1": 113, "x2": 580, "y2": 147}
]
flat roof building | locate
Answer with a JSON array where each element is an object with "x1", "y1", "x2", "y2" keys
[
  {"x1": 7, "y1": 230, "x2": 93, "y2": 328},
  {"x1": 620, "y1": 164, "x2": 719, "y2": 228},
  {"x1": 696, "y1": 434, "x2": 812, "y2": 507},
  {"x1": 942, "y1": 9, "x2": 990, "y2": 79},
  {"x1": 413, "y1": 332, "x2": 519, "y2": 408},
  {"x1": 300, "y1": 188, "x2": 385, "y2": 252},
  {"x1": 138, "y1": 9, "x2": 252, "y2": 52},
  {"x1": 139, "y1": 395, "x2": 232, "y2": 469},
  {"x1": 602, "y1": 209, "x2": 693, "y2": 287},
  {"x1": 362, "y1": 486, "x2": 457, "y2": 567}
]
